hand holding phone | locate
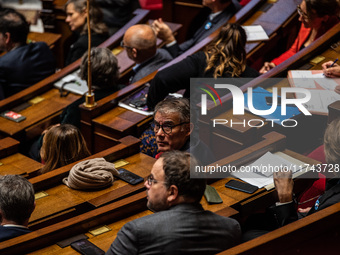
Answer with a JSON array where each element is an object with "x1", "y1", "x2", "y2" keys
[{"x1": 225, "y1": 180, "x2": 258, "y2": 194}]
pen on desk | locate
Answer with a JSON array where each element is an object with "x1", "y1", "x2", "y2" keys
[{"x1": 330, "y1": 58, "x2": 339, "y2": 67}]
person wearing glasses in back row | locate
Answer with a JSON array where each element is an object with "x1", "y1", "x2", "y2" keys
[
  {"x1": 259, "y1": 0, "x2": 339, "y2": 74},
  {"x1": 140, "y1": 97, "x2": 215, "y2": 166},
  {"x1": 106, "y1": 150, "x2": 241, "y2": 255}
]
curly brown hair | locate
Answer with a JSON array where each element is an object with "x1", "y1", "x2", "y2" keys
[{"x1": 204, "y1": 23, "x2": 247, "y2": 78}]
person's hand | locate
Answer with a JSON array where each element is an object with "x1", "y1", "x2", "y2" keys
[
  {"x1": 274, "y1": 170, "x2": 294, "y2": 203},
  {"x1": 322, "y1": 61, "x2": 340, "y2": 78},
  {"x1": 151, "y1": 18, "x2": 175, "y2": 44},
  {"x1": 298, "y1": 207, "x2": 311, "y2": 213},
  {"x1": 259, "y1": 62, "x2": 276, "y2": 74}
]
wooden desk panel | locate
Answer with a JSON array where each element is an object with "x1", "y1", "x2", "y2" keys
[
  {"x1": 0, "y1": 88, "x2": 80, "y2": 139},
  {"x1": 29, "y1": 152, "x2": 154, "y2": 229},
  {"x1": 0, "y1": 153, "x2": 43, "y2": 177},
  {"x1": 28, "y1": 32, "x2": 61, "y2": 49}
]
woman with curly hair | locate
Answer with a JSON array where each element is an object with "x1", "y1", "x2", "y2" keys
[
  {"x1": 40, "y1": 124, "x2": 91, "y2": 174},
  {"x1": 146, "y1": 23, "x2": 259, "y2": 109},
  {"x1": 64, "y1": 0, "x2": 109, "y2": 66}
]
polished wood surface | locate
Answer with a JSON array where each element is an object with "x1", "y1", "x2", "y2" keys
[{"x1": 28, "y1": 32, "x2": 61, "y2": 49}]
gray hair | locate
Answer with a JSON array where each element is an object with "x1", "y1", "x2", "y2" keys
[
  {"x1": 79, "y1": 47, "x2": 119, "y2": 88},
  {"x1": 0, "y1": 175, "x2": 35, "y2": 225},
  {"x1": 154, "y1": 98, "x2": 190, "y2": 124}
]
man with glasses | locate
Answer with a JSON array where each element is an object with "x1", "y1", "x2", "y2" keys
[
  {"x1": 143, "y1": 97, "x2": 215, "y2": 165},
  {"x1": 106, "y1": 150, "x2": 241, "y2": 255},
  {"x1": 122, "y1": 24, "x2": 172, "y2": 84}
]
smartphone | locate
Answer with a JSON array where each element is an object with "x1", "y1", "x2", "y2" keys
[
  {"x1": 225, "y1": 180, "x2": 258, "y2": 194},
  {"x1": 116, "y1": 168, "x2": 144, "y2": 185},
  {"x1": 70, "y1": 239, "x2": 105, "y2": 255},
  {"x1": 265, "y1": 97, "x2": 295, "y2": 107},
  {"x1": 0, "y1": 110, "x2": 26, "y2": 122}
]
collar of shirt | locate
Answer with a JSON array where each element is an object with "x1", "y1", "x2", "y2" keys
[
  {"x1": 209, "y1": 10, "x2": 222, "y2": 21},
  {"x1": 2, "y1": 224, "x2": 28, "y2": 229}
]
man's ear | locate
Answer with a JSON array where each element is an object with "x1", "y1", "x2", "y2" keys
[
  {"x1": 185, "y1": 123, "x2": 194, "y2": 137},
  {"x1": 4, "y1": 32, "x2": 10, "y2": 45},
  {"x1": 167, "y1": 185, "x2": 179, "y2": 204},
  {"x1": 132, "y1": 48, "x2": 138, "y2": 58}
]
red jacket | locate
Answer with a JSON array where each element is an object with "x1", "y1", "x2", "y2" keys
[{"x1": 272, "y1": 17, "x2": 339, "y2": 66}]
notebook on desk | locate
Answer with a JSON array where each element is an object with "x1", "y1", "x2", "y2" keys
[
  {"x1": 232, "y1": 151, "x2": 308, "y2": 190},
  {"x1": 54, "y1": 70, "x2": 89, "y2": 96},
  {"x1": 288, "y1": 70, "x2": 340, "y2": 115}
]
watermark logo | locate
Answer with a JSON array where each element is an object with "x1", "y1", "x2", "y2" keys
[{"x1": 200, "y1": 84, "x2": 311, "y2": 116}]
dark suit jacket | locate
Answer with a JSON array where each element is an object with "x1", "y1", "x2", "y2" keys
[
  {"x1": 106, "y1": 203, "x2": 241, "y2": 255},
  {"x1": 270, "y1": 178, "x2": 340, "y2": 227},
  {"x1": 65, "y1": 33, "x2": 108, "y2": 66},
  {"x1": 96, "y1": 0, "x2": 140, "y2": 34},
  {"x1": 0, "y1": 42, "x2": 56, "y2": 99},
  {"x1": 147, "y1": 50, "x2": 259, "y2": 109},
  {"x1": 165, "y1": 1, "x2": 241, "y2": 58},
  {"x1": 130, "y1": 49, "x2": 173, "y2": 84},
  {"x1": 0, "y1": 225, "x2": 31, "y2": 242}
]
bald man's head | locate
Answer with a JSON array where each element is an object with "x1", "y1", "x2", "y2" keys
[{"x1": 123, "y1": 24, "x2": 157, "y2": 63}]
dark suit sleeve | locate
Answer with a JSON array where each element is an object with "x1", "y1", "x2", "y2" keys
[
  {"x1": 147, "y1": 52, "x2": 204, "y2": 109},
  {"x1": 268, "y1": 202, "x2": 298, "y2": 227},
  {"x1": 105, "y1": 222, "x2": 138, "y2": 255}
]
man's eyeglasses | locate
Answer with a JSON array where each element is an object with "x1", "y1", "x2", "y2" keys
[
  {"x1": 120, "y1": 40, "x2": 133, "y2": 50},
  {"x1": 151, "y1": 121, "x2": 189, "y2": 135},
  {"x1": 297, "y1": 5, "x2": 309, "y2": 20},
  {"x1": 146, "y1": 174, "x2": 167, "y2": 186}
]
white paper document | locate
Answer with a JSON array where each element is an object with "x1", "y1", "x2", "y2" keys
[
  {"x1": 243, "y1": 25, "x2": 269, "y2": 42},
  {"x1": 54, "y1": 70, "x2": 89, "y2": 96},
  {"x1": 232, "y1": 151, "x2": 307, "y2": 189},
  {"x1": 299, "y1": 89, "x2": 340, "y2": 114}
]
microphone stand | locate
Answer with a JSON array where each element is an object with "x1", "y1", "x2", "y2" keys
[{"x1": 84, "y1": 0, "x2": 96, "y2": 108}]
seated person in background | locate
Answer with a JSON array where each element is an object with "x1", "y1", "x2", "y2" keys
[
  {"x1": 64, "y1": 0, "x2": 109, "y2": 66},
  {"x1": 0, "y1": 175, "x2": 35, "y2": 242},
  {"x1": 96, "y1": 0, "x2": 140, "y2": 35},
  {"x1": 0, "y1": 8, "x2": 56, "y2": 100},
  {"x1": 61, "y1": 47, "x2": 122, "y2": 127},
  {"x1": 151, "y1": 0, "x2": 241, "y2": 58},
  {"x1": 259, "y1": 0, "x2": 339, "y2": 74},
  {"x1": 40, "y1": 124, "x2": 90, "y2": 174},
  {"x1": 106, "y1": 150, "x2": 241, "y2": 255},
  {"x1": 147, "y1": 23, "x2": 259, "y2": 109},
  {"x1": 29, "y1": 48, "x2": 119, "y2": 161},
  {"x1": 243, "y1": 118, "x2": 340, "y2": 240},
  {"x1": 141, "y1": 98, "x2": 215, "y2": 166},
  {"x1": 122, "y1": 24, "x2": 173, "y2": 84}
]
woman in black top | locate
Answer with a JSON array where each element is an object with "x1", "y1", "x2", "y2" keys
[
  {"x1": 64, "y1": 0, "x2": 109, "y2": 66},
  {"x1": 147, "y1": 23, "x2": 259, "y2": 109}
]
